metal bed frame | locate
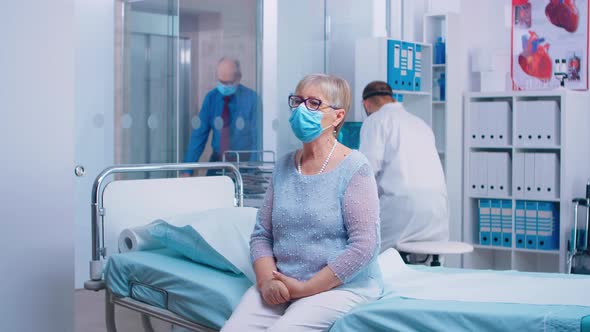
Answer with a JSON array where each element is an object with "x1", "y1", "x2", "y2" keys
[
  {"x1": 568, "y1": 196, "x2": 590, "y2": 274},
  {"x1": 83, "y1": 162, "x2": 243, "y2": 332},
  {"x1": 222, "y1": 150, "x2": 275, "y2": 208}
]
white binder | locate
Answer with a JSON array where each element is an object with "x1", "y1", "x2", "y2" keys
[
  {"x1": 487, "y1": 153, "x2": 498, "y2": 195},
  {"x1": 515, "y1": 102, "x2": 528, "y2": 146},
  {"x1": 543, "y1": 153, "x2": 559, "y2": 198},
  {"x1": 470, "y1": 103, "x2": 480, "y2": 145},
  {"x1": 539, "y1": 100, "x2": 559, "y2": 146},
  {"x1": 497, "y1": 152, "x2": 510, "y2": 196},
  {"x1": 524, "y1": 153, "x2": 535, "y2": 198},
  {"x1": 479, "y1": 152, "x2": 489, "y2": 196},
  {"x1": 470, "y1": 151, "x2": 479, "y2": 195},
  {"x1": 533, "y1": 153, "x2": 544, "y2": 198},
  {"x1": 496, "y1": 102, "x2": 511, "y2": 146},
  {"x1": 514, "y1": 153, "x2": 525, "y2": 198}
]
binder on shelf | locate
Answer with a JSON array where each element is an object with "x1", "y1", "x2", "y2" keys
[
  {"x1": 529, "y1": 100, "x2": 559, "y2": 146},
  {"x1": 491, "y1": 199, "x2": 502, "y2": 246},
  {"x1": 469, "y1": 151, "x2": 479, "y2": 196},
  {"x1": 542, "y1": 153, "x2": 558, "y2": 198},
  {"x1": 487, "y1": 153, "x2": 498, "y2": 195},
  {"x1": 501, "y1": 200, "x2": 513, "y2": 247},
  {"x1": 414, "y1": 44, "x2": 422, "y2": 91},
  {"x1": 399, "y1": 41, "x2": 410, "y2": 90},
  {"x1": 497, "y1": 152, "x2": 510, "y2": 196},
  {"x1": 477, "y1": 152, "x2": 488, "y2": 196},
  {"x1": 407, "y1": 43, "x2": 415, "y2": 91},
  {"x1": 387, "y1": 40, "x2": 402, "y2": 90},
  {"x1": 496, "y1": 102, "x2": 511, "y2": 146},
  {"x1": 515, "y1": 102, "x2": 529, "y2": 145},
  {"x1": 533, "y1": 153, "x2": 544, "y2": 197},
  {"x1": 477, "y1": 103, "x2": 489, "y2": 145},
  {"x1": 514, "y1": 153, "x2": 525, "y2": 198},
  {"x1": 479, "y1": 199, "x2": 491, "y2": 245},
  {"x1": 524, "y1": 153, "x2": 535, "y2": 198},
  {"x1": 470, "y1": 103, "x2": 480, "y2": 145},
  {"x1": 515, "y1": 200, "x2": 526, "y2": 248},
  {"x1": 525, "y1": 201, "x2": 538, "y2": 249},
  {"x1": 537, "y1": 202, "x2": 558, "y2": 250}
]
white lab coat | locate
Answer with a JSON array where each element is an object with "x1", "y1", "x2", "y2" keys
[{"x1": 359, "y1": 102, "x2": 449, "y2": 251}]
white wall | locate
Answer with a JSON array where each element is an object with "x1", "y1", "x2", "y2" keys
[
  {"x1": 459, "y1": 0, "x2": 511, "y2": 91},
  {"x1": 0, "y1": 1, "x2": 75, "y2": 331}
]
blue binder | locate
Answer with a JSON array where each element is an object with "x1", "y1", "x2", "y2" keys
[
  {"x1": 479, "y1": 199, "x2": 491, "y2": 245},
  {"x1": 414, "y1": 44, "x2": 422, "y2": 91},
  {"x1": 400, "y1": 41, "x2": 412, "y2": 90},
  {"x1": 501, "y1": 200, "x2": 513, "y2": 247},
  {"x1": 537, "y1": 202, "x2": 558, "y2": 250},
  {"x1": 515, "y1": 201, "x2": 526, "y2": 248},
  {"x1": 491, "y1": 200, "x2": 502, "y2": 246},
  {"x1": 525, "y1": 201, "x2": 538, "y2": 249},
  {"x1": 387, "y1": 40, "x2": 402, "y2": 90}
]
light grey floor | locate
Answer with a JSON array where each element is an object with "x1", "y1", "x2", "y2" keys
[{"x1": 75, "y1": 289, "x2": 173, "y2": 332}]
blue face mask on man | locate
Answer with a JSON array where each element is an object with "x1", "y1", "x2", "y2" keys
[
  {"x1": 289, "y1": 104, "x2": 333, "y2": 143},
  {"x1": 216, "y1": 81, "x2": 237, "y2": 96}
]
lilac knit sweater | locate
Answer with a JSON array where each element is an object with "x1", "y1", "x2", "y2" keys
[{"x1": 250, "y1": 150, "x2": 382, "y2": 287}]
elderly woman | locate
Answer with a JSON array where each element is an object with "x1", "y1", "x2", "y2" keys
[{"x1": 222, "y1": 74, "x2": 382, "y2": 332}]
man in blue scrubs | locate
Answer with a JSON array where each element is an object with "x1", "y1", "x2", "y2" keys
[{"x1": 184, "y1": 57, "x2": 259, "y2": 174}]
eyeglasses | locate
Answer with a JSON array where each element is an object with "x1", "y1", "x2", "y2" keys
[{"x1": 288, "y1": 94, "x2": 339, "y2": 111}]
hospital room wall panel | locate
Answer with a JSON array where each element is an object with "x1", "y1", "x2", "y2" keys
[{"x1": 1, "y1": 1, "x2": 76, "y2": 331}]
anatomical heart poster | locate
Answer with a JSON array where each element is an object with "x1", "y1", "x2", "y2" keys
[{"x1": 512, "y1": 0, "x2": 588, "y2": 90}]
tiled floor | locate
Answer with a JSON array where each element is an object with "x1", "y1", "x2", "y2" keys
[{"x1": 75, "y1": 289, "x2": 172, "y2": 332}]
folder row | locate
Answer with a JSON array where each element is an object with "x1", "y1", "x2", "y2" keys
[
  {"x1": 469, "y1": 101, "x2": 511, "y2": 146},
  {"x1": 470, "y1": 152, "x2": 511, "y2": 197},
  {"x1": 514, "y1": 100, "x2": 559, "y2": 147},
  {"x1": 513, "y1": 152, "x2": 559, "y2": 199},
  {"x1": 478, "y1": 199, "x2": 513, "y2": 247},
  {"x1": 387, "y1": 40, "x2": 422, "y2": 92},
  {"x1": 515, "y1": 201, "x2": 559, "y2": 250},
  {"x1": 478, "y1": 200, "x2": 559, "y2": 250}
]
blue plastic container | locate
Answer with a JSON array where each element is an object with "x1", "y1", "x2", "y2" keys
[
  {"x1": 437, "y1": 73, "x2": 446, "y2": 101},
  {"x1": 434, "y1": 36, "x2": 445, "y2": 64}
]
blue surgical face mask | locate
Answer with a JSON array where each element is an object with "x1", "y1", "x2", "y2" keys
[
  {"x1": 216, "y1": 81, "x2": 237, "y2": 96},
  {"x1": 289, "y1": 104, "x2": 332, "y2": 143}
]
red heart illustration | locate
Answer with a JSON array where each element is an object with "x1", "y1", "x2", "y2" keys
[
  {"x1": 546, "y1": 0, "x2": 579, "y2": 33},
  {"x1": 518, "y1": 31, "x2": 553, "y2": 81}
]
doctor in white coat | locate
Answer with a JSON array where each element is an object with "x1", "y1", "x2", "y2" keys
[{"x1": 359, "y1": 81, "x2": 449, "y2": 251}]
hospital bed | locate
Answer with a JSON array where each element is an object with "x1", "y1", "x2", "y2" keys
[{"x1": 84, "y1": 163, "x2": 590, "y2": 332}]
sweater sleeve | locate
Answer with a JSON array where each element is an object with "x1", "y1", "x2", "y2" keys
[
  {"x1": 327, "y1": 163, "x2": 381, "y2": 282},
  {"x1": 249, "y1": 180, "x2": 275, "y2": 262}
]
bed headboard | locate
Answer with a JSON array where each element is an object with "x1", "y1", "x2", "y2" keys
[
  {"x1": 86, "y1": 163, "x2": 243, "y2": 284},
  {"x1": 102, "y1": 175, "x2": 236, "y2": 257}
]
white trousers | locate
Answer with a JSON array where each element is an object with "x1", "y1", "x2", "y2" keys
[{"x1": 221, "y1": 286, "x2": 371, "y2": 332}]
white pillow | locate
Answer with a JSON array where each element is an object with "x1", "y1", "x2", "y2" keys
[{"x1": 150, "y1": 207, "x2": 257, "y2": 283}]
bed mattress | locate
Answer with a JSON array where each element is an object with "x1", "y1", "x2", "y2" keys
[
  {"x1": 106, "y1": 250, "x2": 590, "y2": 331},
  {"x1": 105, "y1": 249, "x2": 252, "y2": 329},
  {"x1": 330, "y1": 266, "x2": 590, "y2": 332}
]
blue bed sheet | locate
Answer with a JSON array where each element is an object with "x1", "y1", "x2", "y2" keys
[
  {"x1": 105, "y1": 248, "x2": 252, "y2": 329},
  {"x1": 330, "y1": 266, "x2": 590, "y2": 332},
  {"x1": 106, "y1": 250, "x2": 590, "y2": 331}
]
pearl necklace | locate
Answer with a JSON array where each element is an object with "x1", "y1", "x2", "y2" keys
[{"x1": 298, "y1": 139, "x2": 338, "y2": 175}]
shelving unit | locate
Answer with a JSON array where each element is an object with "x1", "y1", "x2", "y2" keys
[
  {"x1": 353, "y1": 37, "x2": 433, "y2": 124},
  {"x1": 423, "y1": 13, "x2": 466, "y2": 267},
  {"x1": 463, "y1": 91, "x2": 590, "y2": 273}
]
